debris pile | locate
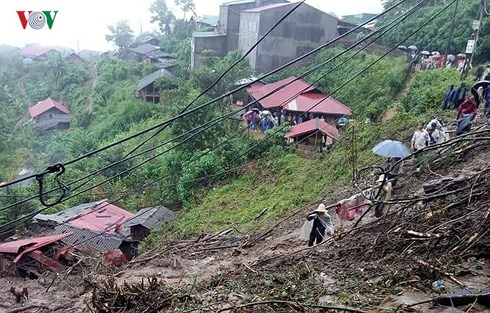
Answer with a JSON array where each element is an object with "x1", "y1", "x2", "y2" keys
[{"x1": 91, "y1": 277, "x2": 175, "y2": 313}]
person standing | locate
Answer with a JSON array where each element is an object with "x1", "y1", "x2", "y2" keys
[
  {"x1": 476, "y1": 65, "x2": 485, "y2": 81},
  {"x1": 411, "y1": 122, "x2": 430, "y2": 152},
  {"x1": 374, "y1": 179, "x2": 393, "y2": 218},
  {"x1": 427, "y1": 122, "x2": 444, "y2": 145},
  {"x1": 306, "y1": 204, "x2": 333, "y2": 247},
  {"x1": 484, "y1": 87, "x2": 490, "y2": 117},
  {"x1": 443, "y1": 85, "x2": 456, "y2": 110},
  {"x1": 483, "y1": 65, "x2": 490, "y2": 81},
  {"x1": 453, "y1": 82, "x2": 467, "y2": 109},
  {"x1": 387, "y1": 157, "x2": 403, "y2": 187},
  {"x1": 457, "y1": 96, "x2": 478, "y2": 121}
]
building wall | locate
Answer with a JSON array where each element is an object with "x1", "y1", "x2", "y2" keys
[
  {"x1": 34, "y1": 108, "x2": 71, "y2": 131},
  {"x1": 246, "y1": 3, "x2": 339, "y2": 72},
  {"x1": 191, "y1": 34, "x2": 227, "y2": 69},
  {"x1": 238, "y1": 12, "x2": 261, "y2": 69}
]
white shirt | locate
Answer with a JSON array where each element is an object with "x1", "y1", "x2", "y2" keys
[
  {"x1": 430, "y1": 128, "x2": 444, "y2": 144},
  {"x1": 412, "y1": 129, "x2": 429, "y2": 151}
]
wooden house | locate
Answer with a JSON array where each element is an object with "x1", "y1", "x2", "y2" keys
[
  {"x1": 135, "y1": 69, "x2": 176, "y2": 103},
  {"x1": 28, "y1": 98, "x2": 71, "y2": 131}
]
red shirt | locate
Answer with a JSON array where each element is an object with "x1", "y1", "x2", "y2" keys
[{"x1": 457, "y1": 97, "x2": 477, "y2": 119}]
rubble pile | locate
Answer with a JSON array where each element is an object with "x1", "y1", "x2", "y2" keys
[{"x1": 91, "y1": 277, "x2": 175, "y2": 313}]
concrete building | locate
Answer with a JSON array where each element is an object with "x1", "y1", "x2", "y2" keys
[{"x1": 191, "y1": 0, "x2": 339, "y2": 72}]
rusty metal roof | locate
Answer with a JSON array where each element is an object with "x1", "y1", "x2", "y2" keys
[
  {"x1": 34, "y1": 200, "x2": 105, "y2": 225},
  {"x1": 0, "y1": 233, "x2": 73, "y2": 263},
  {"x1": 28, "y1": 98, "x2": 70, "y2": 118},
  {"x1": 286, "y1": 118, "x2": 339, "y2": 139}
]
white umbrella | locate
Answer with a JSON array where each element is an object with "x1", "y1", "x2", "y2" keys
[{"x1": 372, "y1": 140, "x2": 411, "y2": 158}]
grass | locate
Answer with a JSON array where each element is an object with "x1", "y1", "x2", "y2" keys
[{"x1": 144, "y1": 110, "x2": 435, "y2": 251}]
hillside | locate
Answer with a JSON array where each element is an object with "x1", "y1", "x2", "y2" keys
[{"x1": 0, "y1": 0, "x2": 489, "y2": 309}]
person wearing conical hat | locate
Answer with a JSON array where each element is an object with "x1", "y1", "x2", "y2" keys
[{"x1": 306, "y1": 203, "x2": 333, "y2": 247}]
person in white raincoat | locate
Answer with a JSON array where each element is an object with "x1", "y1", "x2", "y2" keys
[{"x1": 301, "y1": 204, "x2": 334, "y2": 247}]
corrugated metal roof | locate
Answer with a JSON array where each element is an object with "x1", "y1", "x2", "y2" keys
[
  {"x1": 54, "y1": 224, "x2": 125, "y2": 253},
  {"x1": 243, "y1": 2, "x2": 292, "y2": 12},
  {"x1": 124, "y1": 206, "x2": 174, "y2": 230},
  {"x1": 145, "y1": 50, "x2": 173, "y2": 60},
  {"x1": 247, "y1": 77, "x2": 317, "y2": 109},
  {"x1": 283, "y1": 93, "x2": 352, "y2": 116},
  {"x1": 28, "y1": 98, "x2": 71, "y2": 118},
  {"x1": 286, "y1": 118, "x2": 339, "y2": 138},
  {"x1": 137, "y1": 36, "x2": 158, "y2": 44},
  {"x1": 0, "y1": 233, "x2": 73, "y2": 255},
  {"x1": 222, "y1": 0, "x2": 255, "y2": 6},
  {"x1": 67, "y1": 201, "x2": 134, "y2": 232},
  {"x1": 129, "y1": 44, "x2": 160, "y2": 55},
  {"x1": 34, "y1": 200, "x2": 105, "y2": 225},
  {"x1": 197, "y1": 15, "x2": 219, "y2": 26},
  {"x1": 19, "y1": 44, "x2": 75, "y2": 58},
  {"x1": 137, "y1": 69, "x2": 175, "y2": 91},
  {"x1": 192, "y1": 32, "x2": 225, "y2": 38}
]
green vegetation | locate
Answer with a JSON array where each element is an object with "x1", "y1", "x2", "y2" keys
[
  {"x1": 380, "y1": 0, "x2": 490, "y2": 61},
  {"x1": 0, "y1": 3, "x2": 471, "y2": 247}
]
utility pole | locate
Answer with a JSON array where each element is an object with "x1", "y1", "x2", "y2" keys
[
  {"x1": 443, "y1": 0, "x2": 459, "y2": 61},
  {"x1": 462, "y1": 0, "x2": 485, "y2": 79},
  {"x1": 469, "y1": 0, "x2": 485, "y2": 67}
]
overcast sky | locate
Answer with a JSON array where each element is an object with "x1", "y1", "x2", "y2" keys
[{"x1": 0, "y1": 0, "x2": 383, "y2": 52}]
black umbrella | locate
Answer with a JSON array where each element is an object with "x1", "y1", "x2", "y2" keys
[
  {"x1": 471, "y1": 80, "x2": 490, "y2": 102},
  {"x1": 472, "y1": 80, "x2": 490, "y2": 91}
]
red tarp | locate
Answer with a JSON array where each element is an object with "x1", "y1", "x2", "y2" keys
[{"x1": 286, "y1": 118, "x2": 339, "y2": 139}]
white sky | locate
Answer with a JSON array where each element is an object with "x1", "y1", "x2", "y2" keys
[{"x1": 0, "y1": 0, "x2": 382, "y2": 52}]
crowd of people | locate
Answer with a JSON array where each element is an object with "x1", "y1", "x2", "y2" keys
[{"x1": 244, "y1": 108, "x2": 339, "y2": 133}]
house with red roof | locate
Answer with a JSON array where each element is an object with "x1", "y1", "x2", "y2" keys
[
  {"x1": 246, "y1": 76, "x2": 351, "y2": 123},
  {"x1": 19, "y1": 44, "x2": 81, "y2": 63},
  {"x1": 28, "y1": 98, "x2": 71, "y2": 131},
  {"x1": 0, "y1": 233, "x2": 74, "y2": 277}
]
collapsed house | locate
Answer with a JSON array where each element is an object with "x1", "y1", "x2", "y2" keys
[
  {"x1": 32, "y1": 200, "x2": 174, "y2": 260},
  {"x1": 0, "y1": 233, "x2": 75, "y2": 277}
]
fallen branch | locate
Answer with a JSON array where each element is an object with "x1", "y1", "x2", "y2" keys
[
  {"x1": 216, "y1": 300, "x2": 368, "y2": 313},
  {"x1": 415, "y1": 259, "x2": 465, "y2": 287},
  {"x1": 7, "y1": 305, "x2": 46, "y2": 313}
]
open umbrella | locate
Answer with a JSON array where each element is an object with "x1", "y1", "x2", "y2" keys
[
  {"x1": 432, "y1": 51, "x2": 440, "y2": 55},
  {"x1": 457, "y1": 53, "x2": 467, "y2": 59},
  {"x1": 472, "y1": 80, "x2": 490, "y2": 91},
  {"x1": 261, "y1": 110, "x2": 272, "y2": 116},
  {"x1": 243, "y1": 111, "x2": 253, "y2": 117},
  {"x1": 408, "y1": 45, "x2": 418, "y2": 51},
  {"x1": 421, "y1": 50, "x2": 431, "y2": 56},
  {"x1": 398, "y1": 45, "x2": 408, "y2": 51},
  {"x1": 252, "y1": 108, "x2": 260, "y2": 112},
  {"x1": 447, "y1": 54, "x2": 456, "y2": 61},
  {"x1": 372, "y1": 140, "x2": 411, "y2": 158}
]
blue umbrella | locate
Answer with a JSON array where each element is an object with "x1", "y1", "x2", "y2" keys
[{"x1": 372, "y1": 140, "x2": 411, "y2": 158}]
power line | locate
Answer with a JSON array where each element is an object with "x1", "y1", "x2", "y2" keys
[
  {"x1": 0, "y1": 0, "x2": 408, "y2": 191},
  {"x1": 184, "y1": 0, "x2": 454, "y2": 190},
  {"x1": 0, "y1": 0, "x2": 419, "y2": 217}
]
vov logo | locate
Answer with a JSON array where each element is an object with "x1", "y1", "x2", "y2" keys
[{"x1": 16, "y1": 11, "x2": 58, "y2": 30}]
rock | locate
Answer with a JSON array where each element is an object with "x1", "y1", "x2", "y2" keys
[{"x1": 318, "y1": 294, "x2": 334, "y2": 305}]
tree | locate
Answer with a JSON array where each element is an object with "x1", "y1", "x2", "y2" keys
[
  {"x1": 175, "y1": 0, "x2": 196, "y2": 20},
  {"x1": 150, "y1": 0, "x2": 176, "y2": 34},
  {"x1": 106, "y1": 20, "x2": 134, "y2": 51},
  {"x1": 46, "y1": 52, "x2": 67, "y2": 86}
]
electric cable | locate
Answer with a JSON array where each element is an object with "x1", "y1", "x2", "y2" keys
[{"x1": 0, "y1": 0, "x2": 408, "y2": 190}]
